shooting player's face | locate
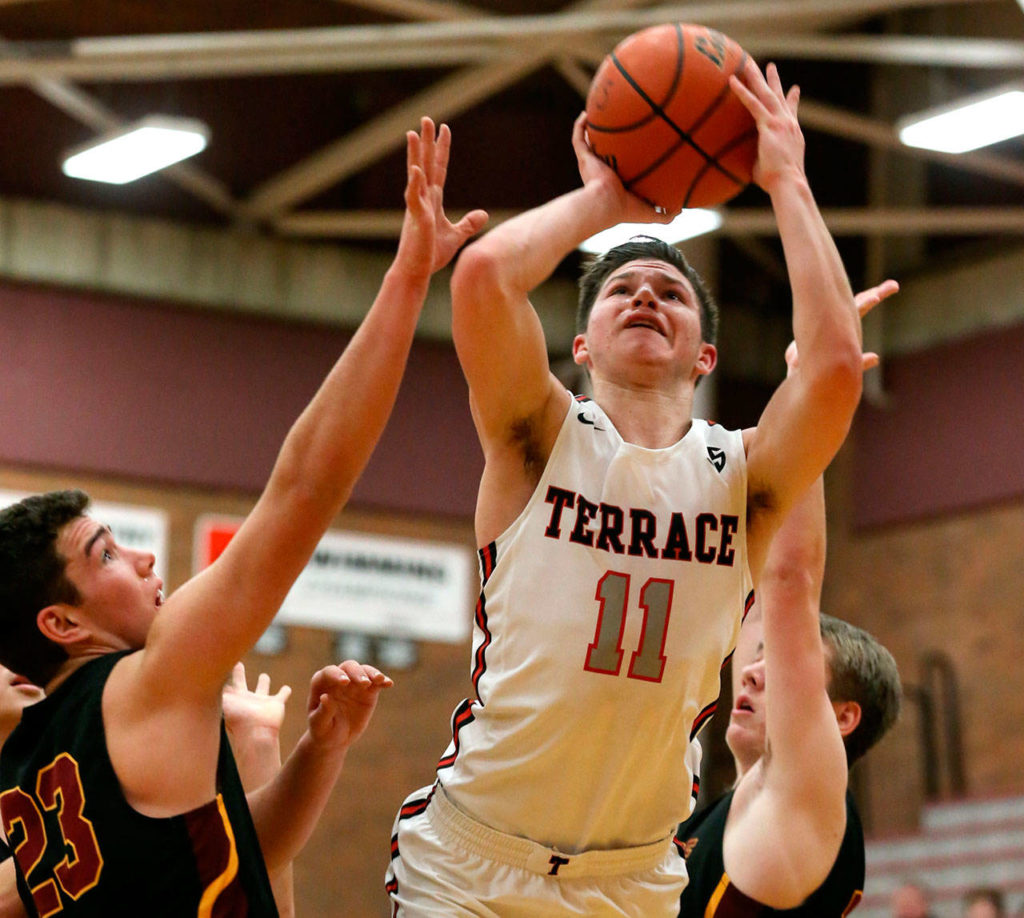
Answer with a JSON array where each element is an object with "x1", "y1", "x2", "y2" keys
[
  {"x1": 54, "y1": 516, "x2": 164, "y2": 651},
  {"x1": 573, "y1": 260, "x2": 715, "y2": 386}
]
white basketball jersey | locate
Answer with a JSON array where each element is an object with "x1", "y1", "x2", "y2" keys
[{"x1": 440, "y1": 396, "x2": 753, "y2": 853}]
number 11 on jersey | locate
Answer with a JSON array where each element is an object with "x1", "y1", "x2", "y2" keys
[{"x1": 584, "y1": 571, "x2": 673, "y2": 683}]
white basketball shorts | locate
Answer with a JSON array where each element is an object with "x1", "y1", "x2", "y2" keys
[{"x1": 385, "y1": 784, "x2": 688, "y2": 917}]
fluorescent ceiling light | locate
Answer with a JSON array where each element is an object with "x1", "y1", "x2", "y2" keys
[
  {"x1": 898, "y1": 87, "x2": 1024, "y2": 154},
  {"x1": 62, "y1": 115, "x2": 210, "y2": 184},
  {"x1": 579, "y1": 208, "x2": 723, "y2": 254}
]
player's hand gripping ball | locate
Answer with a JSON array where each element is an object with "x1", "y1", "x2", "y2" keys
[{"x1": 585, "y1": 23, "x2": 757, "y2": 212}]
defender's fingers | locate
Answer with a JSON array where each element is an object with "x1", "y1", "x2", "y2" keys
[
  {"x1": 230, "y1": 661, "x2": 247, "y2": 690},
  {"x1": 453, "y1": 208, "x2": 489, "y2": 239},
  {"x1": 404, "y1": 165, "x2": 429, "y2": 214},
  {"x1": 418, "y1": 116, "x2": 438, "y2": 184},
  {"x1": 337, "y1": 659, "x2": 373, "y2": 685},
  {"x1": 855, "y1": 279, "x2": 899, "y2": 317},
  {"x1": 406, "y1": 129, "x2": 421, "y2": 186},
  {"x1": 433, "y1": 122, "x2": 452, "y2": 189}
]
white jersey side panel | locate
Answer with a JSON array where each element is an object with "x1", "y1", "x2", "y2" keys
[{"x1": 440, "y1": 396, "x2": 753, "y2": 853}]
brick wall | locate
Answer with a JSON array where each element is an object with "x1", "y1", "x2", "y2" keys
[{"x1": 824, "y1": 442, "x2": 1024, "y2": 836}]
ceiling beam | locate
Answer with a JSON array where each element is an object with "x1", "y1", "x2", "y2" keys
[
  {"x1": 726, "y1": 206, "x2": 1024, "y2": 235},
  {"x1": 247, "y1": 0, "x2": 658, "y2": 220},
  {"x1": 274, "y1": 206, "x2": 1024, "y2": 239},
  {"x1": 249, "y1": 46, "x2": 564, "y2": 219},
  {"x1": 799, "y1": 98, "x2": 1024, "y2": 189},
  {"x1": 740, "y1": 33, "x2": 1024, "y2": 68},
  {"x1": 332, "y1": 0, "x2": 488, "y2": 20},
  {"x1": 0, "y1": 39, "x2": 244, "y2": 219},
  {"x1": 554, "y1": 56, "x2": 594, "y2": 98},
  {"x1": 0, "y1": 0, "x2": 1002, "y2": 83},
  {"x1": 9, "y1": 33, "x2": 1020, "y2": 83}
]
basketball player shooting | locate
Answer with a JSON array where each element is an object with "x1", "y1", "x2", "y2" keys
[
  {"x1": 386, "y1": 59, "x2": 865, "y2": 916},
  {"x1": 0, "y1": 118, "x2": 486, "y2": 917}
]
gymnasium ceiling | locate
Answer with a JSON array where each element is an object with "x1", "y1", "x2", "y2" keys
[{"x1": 1, "y1": 0, "x2": 1023, "y2": 314}]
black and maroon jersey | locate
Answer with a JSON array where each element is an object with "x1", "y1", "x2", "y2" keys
[
  {"x1": 676, "y1": 788, "x2": 864, "y2": 917},
  {"x1": 0, "y1": 651, "x2": 277, "y2": 917}
]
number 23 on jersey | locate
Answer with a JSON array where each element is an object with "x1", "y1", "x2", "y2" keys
[{"x1": 1, "y1": 754, "x2": 103, "y2": 917}]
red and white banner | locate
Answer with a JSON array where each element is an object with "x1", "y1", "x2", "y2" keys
[{"x1": 194, "y1": 515, "x2": 473, "y2": 643}]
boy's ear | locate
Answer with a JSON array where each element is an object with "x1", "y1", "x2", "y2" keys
[
  {"x1": 832, "y1": 700, "x2": 862, "y2": 739},
  {"x1": 695, "y1": 342, "x2": 717, "y2": 378},
  {"x1": 37, "y1": 604, "x2": 87, "y2": 648},
  {"x1": 572, "y1": 333, "x2": 590, "y2": 367}
]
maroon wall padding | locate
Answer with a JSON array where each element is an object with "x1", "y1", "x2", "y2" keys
[
  {"x1": 854, "y1": 321, "x2": 1024, "y2": 528},
  {"x1": 0, "y1": 281, "x2": 482, "y2": 517}
]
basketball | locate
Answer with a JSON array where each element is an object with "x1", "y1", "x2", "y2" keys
[{"x1": 585, "y1": 22, "x2": 758, "y2": 211}]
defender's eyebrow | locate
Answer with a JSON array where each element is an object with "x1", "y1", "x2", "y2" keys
[{"x1": 84, "y1": 525, "x2": 112, "y2": 558}]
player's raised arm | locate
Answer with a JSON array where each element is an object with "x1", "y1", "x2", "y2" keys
[
  {"x1": 726, "y1": 281, "x2": 897, "y2": 906},
  {"x1": 730, "y1": 62, "x2": 864, "y2": 579},
  {"x1": 245, "y1": 661, "x2": 392, "y2": 874},
  {"x1": 129, "y1": 119, "x2": 484, "y2": 707},
  {"x1": 725, "y1": 474, "x2": 848, "y2": 908},
  {"x1": 222, "y1": 663, "x2": 296, "y2": 918},
  {"x1": 0, "y1": 860, "x2": 26, "y2": 918},
  {"x1": 451, "y1": 112, "x2": 668, "y2": 447}
]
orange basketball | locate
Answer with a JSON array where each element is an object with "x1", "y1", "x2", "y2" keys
[{"x1": 585, "y1": 23, "x2": 757, "y2": 211}]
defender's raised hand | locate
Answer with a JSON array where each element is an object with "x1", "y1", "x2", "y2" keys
[
  {"x1": 397, "y1": 117, "x2": 488, "y2": 277},
  {"x1": 785, "y1": 279, "x2": 900, "y2": 376},
  {"x1": 222, "y1": 661, "x2": 292, "y2": 745},
  {"x1": 305, "y1": 660, "x2": 393, "y2": 751}
]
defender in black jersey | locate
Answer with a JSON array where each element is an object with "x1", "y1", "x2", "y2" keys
[
  {"x1": 676, "y1": 344, "x2": 902, "y2": 918},
  {"x1": 2, "y1": 652, "x2": 277, "y2": 916},
  {"x1": 0, "y1": 120, "x2": 485, "y2": 916},
  {"x1": 0, "y1": 663, "x2": 45, "y2": 916},
  {"x1": 678, "y1": 788, "x2": 865, "y2": 917},
  {"x1": 679, "y1": 294, "x2": 901, "y2": 917}
]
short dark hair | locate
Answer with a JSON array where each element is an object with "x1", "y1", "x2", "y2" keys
[
  {"x1": 0, "y1": 490, "x2": 90, "y2": 686},
  {"x1": 820, "y1": 613, "x2": 902, "y2": 766},
  {"x1": 576, "y1": 236, "x2": 719, "y2": 347},
  {"x1": 963, "y1": 887, "x2": 1005, "y2": 912}
]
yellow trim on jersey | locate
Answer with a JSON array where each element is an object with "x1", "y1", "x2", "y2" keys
[
  {"x1": 842, "y1": 889, "x2": 864, "y2": 917},
  {"x1": 705, "y1": 872, "x2": 731, "y2": 917},
  {"x1": 197, "y1": 794, "x2": 239, "y2": 918}
]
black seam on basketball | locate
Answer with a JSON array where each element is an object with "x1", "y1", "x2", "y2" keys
[
  {"x1": 589, "y1": 23, "x2": 685, "y2": 134},
  {"x1": 714, "y1": 127, "x2": 758, "y2": 162},
  {"x1": 682, "y1": 127, "x2": 757, "y2": 207},
  {"x1": 631, "y1": 47, "x2": 753, "y2": 195},
  {"x1": 684, "y1": 50, "x2": 747, "y2": 138},
  {"x1": 650, "y1": 47, "x2": 750, "y2": 183},
  {"x1": 611, "y1": 34, "x2": 746, "y2": 187},
  {"x1": 627, "y1": 123, "x2": 749, "y2": 193}
]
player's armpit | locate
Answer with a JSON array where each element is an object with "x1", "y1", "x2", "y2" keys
[{"x1": 0, "y1": 858, "x2": 27, "y2": 918}]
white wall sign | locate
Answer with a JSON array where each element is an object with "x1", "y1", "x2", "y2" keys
[
  {"x1": 0, "y1": 489, "x2": 169, "y2": 580},
  {"x1": 195, "y1": 515, "x2": 473, "y2": 643}
]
